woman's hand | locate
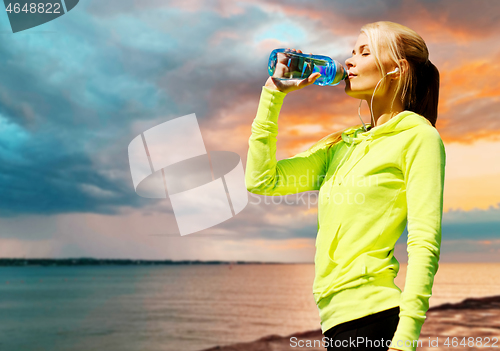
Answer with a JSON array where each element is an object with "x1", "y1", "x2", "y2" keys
[{"x1": 265, "y1": 48, "x2": 321, "y2": 94}]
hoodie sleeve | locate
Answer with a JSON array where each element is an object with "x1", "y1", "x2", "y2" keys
[
  {"x1": 391, "y1": 125, "x2": 446, "y2": 351},
  {"x1": 245, "y1": 86, "x2": 330, "y2": 196}
]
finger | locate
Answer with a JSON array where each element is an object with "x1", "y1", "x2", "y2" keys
[
  {"x1": 297, "y1": 79, "x2": 311, "y2": 89},
  {"x1": 308, "y1": 73, "x2": 322, "y2": 84},
  {"x1": 297, "y1": 73, "x2": 321, "y2": 88},
  {"x1": 277, "y1": 52, "x2": 286, "y2": 63},
  {"x1": 306, "y1": 73, "x2": 321, "y2": 82}
]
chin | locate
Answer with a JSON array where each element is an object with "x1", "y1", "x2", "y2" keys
[
  {"x1": 344, "y1": 82, "x2": 356, "y2": 95},
  {"x1": 344, "y1": 88, "x2": 358, "y2": 99},
  {"x1": 344, "y1": 84, "x2": 351, "y2": 95},
  {"x1": 345, "y1": 85, "x2": 368, "y2": 100}
]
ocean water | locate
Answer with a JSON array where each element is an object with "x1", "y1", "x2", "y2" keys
[{"x1": 0, "y1": 263, "x2": 499, "y2": 351}]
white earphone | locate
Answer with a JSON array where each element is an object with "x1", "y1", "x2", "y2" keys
[{"x1": 386, "y1": 67, "x2": 399, "y2": 75}]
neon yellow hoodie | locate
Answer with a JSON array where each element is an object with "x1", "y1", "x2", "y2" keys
[{"x1": 245, "y1": 86, "x2": 446, "y2": 351}]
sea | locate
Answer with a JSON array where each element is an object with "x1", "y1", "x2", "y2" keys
[{"x1": 0, "y1": 263, "x2": 499, "y2": 351}]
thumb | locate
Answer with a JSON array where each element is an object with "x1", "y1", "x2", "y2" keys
[
  {"x1": 302, "y1": 73, "x2": 321, "y2": 87},
  {"x1": 310, "y1": 72, "x2": 322, "y2": 81}
]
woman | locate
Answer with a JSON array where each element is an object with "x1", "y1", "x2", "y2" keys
[{"x1": 245, "y1": 21, "x2": 445, "y2": 351}]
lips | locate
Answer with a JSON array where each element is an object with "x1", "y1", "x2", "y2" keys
[{"x1": 348, "y1": 73, "x2": 357, "y2": 79}]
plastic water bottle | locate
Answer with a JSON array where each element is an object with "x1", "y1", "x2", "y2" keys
[{"x1": 268, "y1": 48, "x2": 347, "y2": 87}]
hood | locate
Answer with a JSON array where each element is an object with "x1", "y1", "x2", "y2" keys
[
  {"x1": 340, "y1": 110, "x2": 432, "y2": 146},
  {"x1": 324, "y1": 110, "x2": 432, "y2": 194}
]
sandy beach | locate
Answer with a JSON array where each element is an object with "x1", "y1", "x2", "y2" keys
[{"x1": 200, "y1": 295, "x2": 500, "y2": 351}]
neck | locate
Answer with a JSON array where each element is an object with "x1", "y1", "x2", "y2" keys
[
  {"x1": 366, "y1": 78, "x2": 405, "y2": 127},
  {"x1": 366, "y1": 98, "x2": 404, "y2": 128}
]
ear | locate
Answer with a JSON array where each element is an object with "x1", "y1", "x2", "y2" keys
[{"x1": 392, "y1": 59, "x2": 409, "y2": 79}]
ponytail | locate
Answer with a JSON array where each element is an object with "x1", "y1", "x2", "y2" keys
[{"x1": 405, "y1": 60, "x2": 440, "y2": 127}]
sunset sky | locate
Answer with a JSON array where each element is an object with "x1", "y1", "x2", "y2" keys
[{"x1": 1, "y1": 0, "x2": 499, "y2": 263}]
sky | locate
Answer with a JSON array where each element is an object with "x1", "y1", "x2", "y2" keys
[{"x1": 0, "y1": 0, "x2": 499, "y2": 263}]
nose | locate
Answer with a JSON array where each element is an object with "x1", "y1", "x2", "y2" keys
[{"x1": 345, "y1": 56, "x2": 354, "y2": 69}]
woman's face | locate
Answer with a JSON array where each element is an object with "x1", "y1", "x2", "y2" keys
[{"x1": 344, "y1": 33, "x2": 392, "y2": 100}]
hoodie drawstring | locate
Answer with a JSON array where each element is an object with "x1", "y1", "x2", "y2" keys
[{"x1": 326, "y1": 127, "x2": 372, "y2": 199}]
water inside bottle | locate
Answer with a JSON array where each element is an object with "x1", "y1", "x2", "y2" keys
[
  {"x1": 268, "y1": 49, "x2": 347, "y2": 86},
  {"x1": 274, "y1": 52, "x2": 329, "y2": 80}
]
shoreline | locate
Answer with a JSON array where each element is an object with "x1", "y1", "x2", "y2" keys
[{"x1": 200, "y1": 295, "x2": 500, "y2": 351}]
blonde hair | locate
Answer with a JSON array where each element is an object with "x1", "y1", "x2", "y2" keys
[{"x1": 309, "y1": 21, "x2": 440, "y2": 154}]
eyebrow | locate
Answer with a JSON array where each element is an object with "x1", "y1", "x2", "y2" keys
[{"x1": 352, "y1": 44, "x2": 369, "y2": 55}]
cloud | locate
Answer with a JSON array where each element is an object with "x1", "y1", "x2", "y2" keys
[
  {"x1": 0, "y1": 0, "x2": 499, "y2": 265},
  {"x1": 438, "y1": 52, "x2": 500, "y2": 143},
  {"x1": 443, "y1": 204, "x2": 500, "y2": 224},
  {"x1": 444, "y1": 174, "x2": 500, "y2": 212},
  {"x1": 1, "y1": 201, "x2": 498, "y2": 262}
]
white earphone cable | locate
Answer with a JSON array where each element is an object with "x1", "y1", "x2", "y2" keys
[{"x1": 358, "y1": 67, "x2": 399, "y2": 132}]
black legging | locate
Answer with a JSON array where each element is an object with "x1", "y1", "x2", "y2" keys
[{"x1": 323, "y1": 306, "x2": 400, "y2": 350}]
